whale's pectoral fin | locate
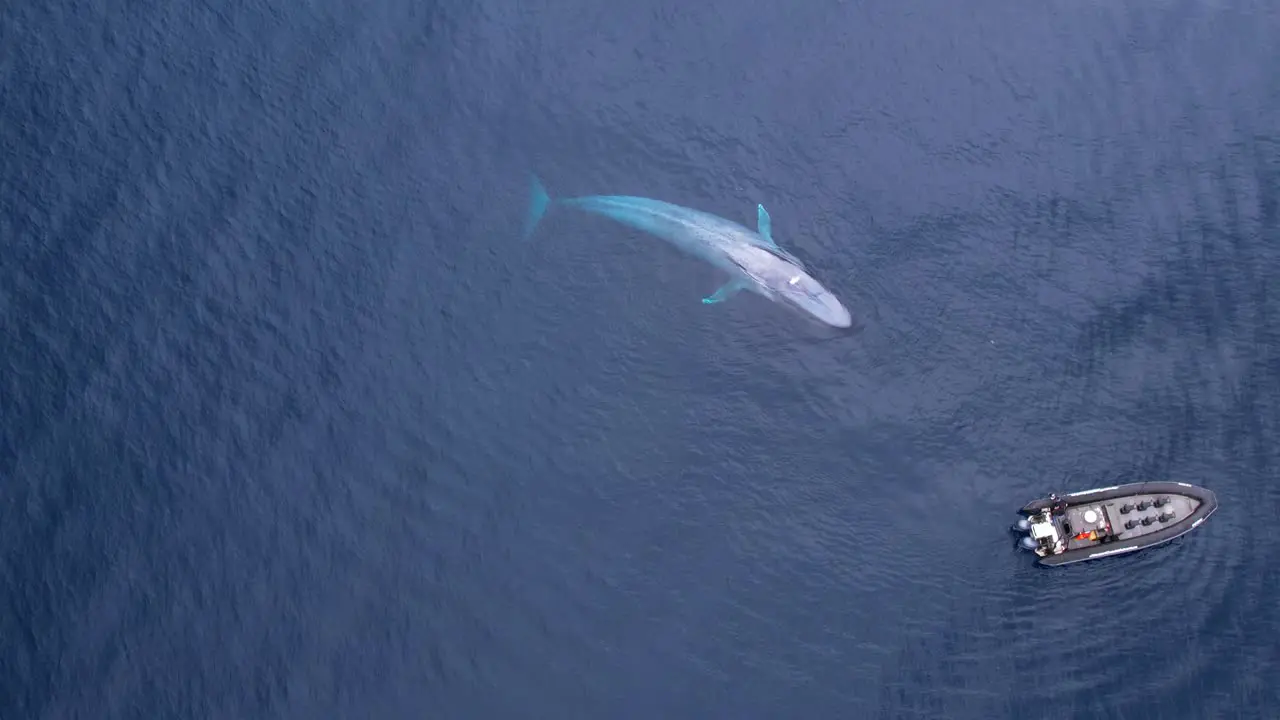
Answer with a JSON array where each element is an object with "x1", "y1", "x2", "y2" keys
[
  {"x1": 702, "y1": 279, "x2": 749, "y2": 305},
  {"x1": 757, "y1": 204, "x2": 777, "y2": 248}
]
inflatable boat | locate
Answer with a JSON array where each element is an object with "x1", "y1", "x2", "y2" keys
[{"x1": 1013, "y1": 481, "x2": 1218, "y2": 567}]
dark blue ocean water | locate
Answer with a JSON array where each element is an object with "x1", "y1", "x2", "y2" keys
[{"x1": 3, "y1": 1, "x2": 1278, "y2": 718}]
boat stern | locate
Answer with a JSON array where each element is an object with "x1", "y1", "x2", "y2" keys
[{"x1": 1016, "y1": 508, "x2": 1063, "y2": 557}]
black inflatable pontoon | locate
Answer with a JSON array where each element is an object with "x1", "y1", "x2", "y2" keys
[{"x1": 1013, "y1": 481, "x2": 1218, "y2": 567}]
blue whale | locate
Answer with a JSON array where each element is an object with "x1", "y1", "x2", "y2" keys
[{"x1": 522, "y1": 177, "x2": 851, "y2": 328}]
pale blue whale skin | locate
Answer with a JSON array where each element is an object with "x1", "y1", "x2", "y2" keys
[{"x1": 523, "y1": 177, "x2": 852, "y2": 328}]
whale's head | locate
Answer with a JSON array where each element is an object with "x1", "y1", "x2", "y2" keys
[
  {"x1": 771, "y1": 269, "x2": 852, "y2": 328},
  {"x1": 730, "y1": 244, "x2": 852, "y2": 328}
]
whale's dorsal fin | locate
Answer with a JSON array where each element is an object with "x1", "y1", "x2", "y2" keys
[
  {"x1": 702, "y1": 278, "x2": 749, "y2": 305},
  {"x1": 756, "y1": 204, "x2": 777, "y2": 248}
]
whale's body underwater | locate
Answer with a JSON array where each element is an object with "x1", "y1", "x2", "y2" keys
[{"x1": 523, "y1": 177, "x2": 852, "y2": 328}]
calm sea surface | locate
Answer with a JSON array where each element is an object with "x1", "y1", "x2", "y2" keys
[{"x1": 2, "y1": 1, "x2": 1278, "y2": 718}]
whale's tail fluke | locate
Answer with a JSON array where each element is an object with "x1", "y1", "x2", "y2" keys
[{"x1": 523, "y1": 175, "x2": 553, "y2": 241}]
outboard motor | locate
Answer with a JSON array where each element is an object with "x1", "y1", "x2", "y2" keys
[
  {"x1": 1013, "y1": 517, "x2": 1032, "y2": 532},
  {"x1": 1019, "y1": 535, "x2": 1038, "y2": 550}
]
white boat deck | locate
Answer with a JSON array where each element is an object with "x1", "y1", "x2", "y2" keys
[{"x1": 1060, "y1": 493, "x2": 1202, "y2": 550}]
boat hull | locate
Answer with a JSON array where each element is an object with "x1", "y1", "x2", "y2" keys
[{"x1": 1019, "y1": 481, "x2": 1218, "y2": 567}]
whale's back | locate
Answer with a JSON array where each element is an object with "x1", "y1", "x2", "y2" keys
[{"x1": 563, "y1": 195, "x2": 752, "y2": 253}]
